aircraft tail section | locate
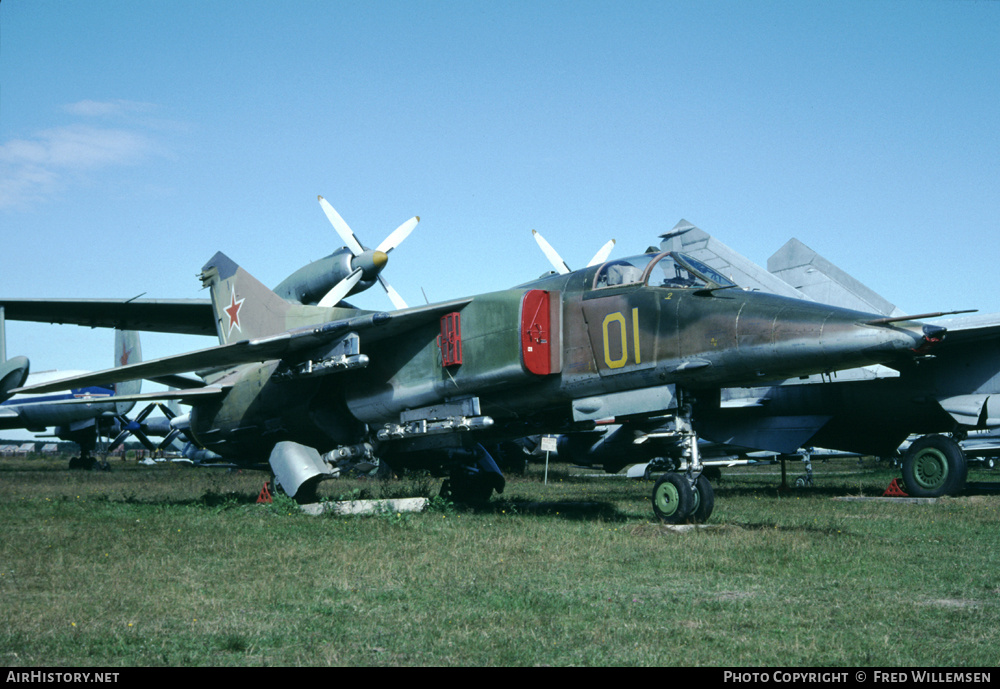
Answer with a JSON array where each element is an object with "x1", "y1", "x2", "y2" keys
[
  {"x1": 659, "y1": 220, "x2": 810, "y2": 300},
  {"x1": 113, "y1": 330, "x2": 142, "y2": 414},
  {"x1": 200, "y1": 252, "x2": 293, "y2": 345},
  {"x1": 0, "y1": 356, "x2": 30, "y2": 403},
  {"x1": 767, "y1": 238, "x2": 905, "y2": 317}
]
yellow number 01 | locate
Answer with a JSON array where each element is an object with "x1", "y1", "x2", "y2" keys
[{"x1": 602, "y1": 308, "x2": 641, "y2": 369}]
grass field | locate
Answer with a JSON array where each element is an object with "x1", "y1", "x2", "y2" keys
[{"x1": 2, "y1": 455, "x2": 999, "y2": 667}]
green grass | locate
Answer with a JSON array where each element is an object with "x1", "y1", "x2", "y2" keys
[{"x1": 1, "y1": 455, "x2": 999, "y2": 666}]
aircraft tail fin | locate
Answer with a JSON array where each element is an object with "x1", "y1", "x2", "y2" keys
[
  {"x1": 767, "y1": 238, "x2": 905, "y2": 317},
  {"x1": 113, "y1": 330, "x2": 142, "y2": 412},
  {"x1": 199, "y1": 252, "x2": 293, "y2": 345},
  {"x1": 0, "y1": 356, "x2": 30, "y2": 403}
]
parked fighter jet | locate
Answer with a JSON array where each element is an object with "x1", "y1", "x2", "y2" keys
[
  {"x1": 0, "y1": 329, "x2": 143, "y2": 468},
  {"x1": 11, "y1": 201, "x2": 948, "y2": 522},
  {"x1": 617, "y1": 220, "x2": 993, "y2": 499}
]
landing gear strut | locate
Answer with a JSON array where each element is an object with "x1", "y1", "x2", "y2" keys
[
  {"x1": 439, "y1": 444, "x2": 506, "y2": 505},
  {"x1": 649, "y1": 402, "x2": 714, "y2": 524}
]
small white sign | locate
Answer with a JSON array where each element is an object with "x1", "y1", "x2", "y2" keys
[{"x1": 540, "y1": 435, "x2": 558, "y2": 453}]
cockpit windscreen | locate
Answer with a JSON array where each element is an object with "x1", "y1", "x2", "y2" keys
[{"x1": 592, "y1": 252, "x2": 737, "y2": 291}]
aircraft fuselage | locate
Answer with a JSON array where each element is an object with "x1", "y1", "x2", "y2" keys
[{"x1": 187, "y1": 253, "x2": 929, "y2": 461}]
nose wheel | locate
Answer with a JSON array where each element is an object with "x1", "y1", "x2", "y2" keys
[
  {"x1": 652, "y1": 472, "x2": 714, "y2": 523},
  {"x1": 649, "y1": 401, "x2": 715, "y2": 523},
  {"x1": 652, "y1": 473, "x2": 693, "y2": 522}
]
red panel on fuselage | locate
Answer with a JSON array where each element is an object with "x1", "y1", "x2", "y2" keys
[{"x1": 521, "y1": 290, "x2": 552, "y2": 375}]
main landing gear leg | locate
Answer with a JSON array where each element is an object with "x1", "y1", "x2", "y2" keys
[
  {"x1": 439, "y1": 444, "x2": 506, "y2": 506},
  {"x1": 651, "y1": 403, "x2": 714, "y2": 524}
]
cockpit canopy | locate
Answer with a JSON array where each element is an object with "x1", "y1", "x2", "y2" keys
[{"x1": 592, "y1": 252, "x2": 737, "y2": 291}]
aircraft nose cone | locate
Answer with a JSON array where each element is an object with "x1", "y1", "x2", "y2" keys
[
  {"x1": 733, "y1": 303, "x2": 934, "y2": 384},
  {"x1": 838, "y1": 318, "x2": 930, "y2": 364},
  {"x1": 372, "y1": 250, "x2": 388, "y2": 271}
]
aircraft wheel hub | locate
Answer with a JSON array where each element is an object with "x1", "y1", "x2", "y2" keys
[
  {"x1": 654, "y1": 480, "x2": 682, "y2": 517},
  {"x1": 651, "y1": 473, "x2": 694, "y2": 523},
  {"x1": 912, "y1": 448, "x2": 948, "y2": 490}
]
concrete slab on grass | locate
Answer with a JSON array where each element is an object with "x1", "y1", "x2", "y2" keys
[
  {"x1": 834, "y1": 496, "x2": 938, "y2": 504},
  {"x1": 300, "y1": 497, "x2": 429, "y2": 516},
  {"x1": 660, "y1": 523, "x2": 730, "y2": 533}
]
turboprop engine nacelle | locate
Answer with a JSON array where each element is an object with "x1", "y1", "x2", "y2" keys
[{"x1": 273, "y1": 249, "x2": 378, "y2": 305}]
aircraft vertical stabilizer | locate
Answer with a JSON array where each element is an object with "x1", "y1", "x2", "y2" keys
[
  {"x1": 659, "y1": 220, "x2": 808, "y2": 299},
  {"x1": 113, "y1": 330, "x2": 142, "y2": 413},
  {"x1": 199, "y1": 252, "x2": 294, "y2": 345},
  {"x1": 768, "y1": 238, "x2": 904, "y2": 317}
]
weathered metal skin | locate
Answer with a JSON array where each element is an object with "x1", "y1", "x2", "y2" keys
[
  {"x1": 273, "y1": 247, "x2": 385, "y2": 305},
  {"x1": 346, "y1": 289, "x2": 535, "y2": 423},
  {"x1": 191, "y1": 251, "x2": 932, "y2": 461},
  {"x1": 418, "y1": 257, "x2": 925, "y2": 427},
  {"x1": 189, "y1": 361, "x2": 367, "y2": 460}
]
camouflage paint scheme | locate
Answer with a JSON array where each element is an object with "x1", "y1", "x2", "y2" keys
[
  {"x1": 13, "y1": 247, "x2": 939, "y2": 517},
  {"x1": 185, "y1": 251, "x2": 932, "y2": 461}
]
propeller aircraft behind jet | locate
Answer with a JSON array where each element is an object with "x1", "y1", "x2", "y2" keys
[
  {"x1": 0, "y1": 330, "x2": 144, "y2": 468},
  {"x1": 12, "y1": 199, "x2": 950, "y2": 523}
]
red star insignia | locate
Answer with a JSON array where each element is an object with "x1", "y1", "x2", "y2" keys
[
  {"x1": 119, "y1": 346, "x2": 132, "y2": 367},
  {"x1": 225, "y1": 289, "x2": 245, "y2": 336}
]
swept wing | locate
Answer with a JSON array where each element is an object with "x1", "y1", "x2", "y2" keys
[{"x1": 13, "y1": 299, "x2": 471, "y2": 396}]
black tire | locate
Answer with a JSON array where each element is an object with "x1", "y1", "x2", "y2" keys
[
  {"x1": 902, "y1": 434, "x2": 967, "y2": 497},
  {"x1": 68, "y1": 456, "x2": 95, "y2": 471},
  {"x1": 440, "y1": 474, "x2": 493, "y2": 505},
  {"x1": 651, "y1": 473, "x2": 694, "y2": 523},
  {"x1": 374, "y1": 458, "x2": 394, "y2": 480},
  {"x1": 690, "y1": 473, "x2": 714, "y2": 523}
]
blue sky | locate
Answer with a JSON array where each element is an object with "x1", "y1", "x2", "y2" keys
[{"x1": 1, "y1": 0, "x2": 998, "y2": 389}]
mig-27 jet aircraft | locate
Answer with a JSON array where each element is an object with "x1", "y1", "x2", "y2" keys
[
  {"x1": 554, "y1": 219, "x2": 991, "y2": 500},
  {"x1": 9, "y1": 200, "x2": 951, "y2": 523}
]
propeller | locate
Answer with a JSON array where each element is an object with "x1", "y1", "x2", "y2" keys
[
  {"x1": 532, "y1": 230, "x2": 616, "y2": 274},
  {"x1": 317, "y1": 196, "x2": 418, "y2": 309},
  {"x1": 153, "y1": 402, "x2": 194, "y2": 451},
  {"x1": 108, "y1": 403, "x2": 192, "y2": 453},
  {"x1": 317, "y1": 267, "x2": 363, "y2": 308},
  {"x1": 108, "y1": 403, "x2": 159, "y2": 452}
]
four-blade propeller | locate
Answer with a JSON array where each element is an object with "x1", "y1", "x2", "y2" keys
[
  {"x1": 315, "y1": 199, "x2": 613, "y2": 308},
  {"x1": 317, "y1": 196, "x2": 417, "y2": 310},
  {"x1": 532, "y1": 229, "x2": 615, "y2": 274}
]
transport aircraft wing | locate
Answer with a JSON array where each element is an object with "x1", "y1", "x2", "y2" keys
[{"x1": 0, "y1": 298, "x2": 215, "y2": 336}]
